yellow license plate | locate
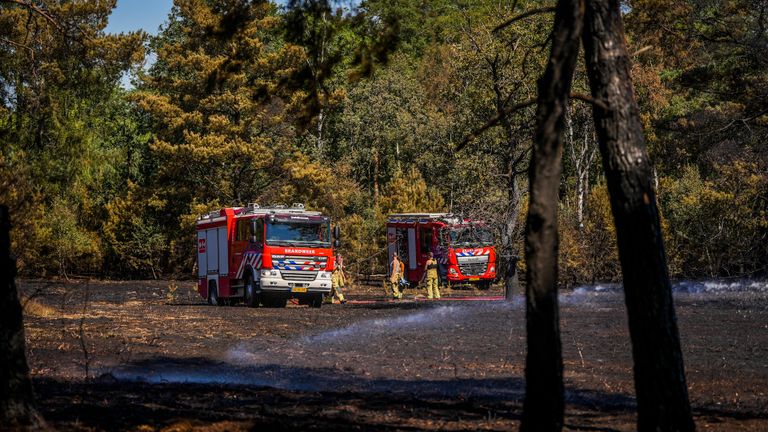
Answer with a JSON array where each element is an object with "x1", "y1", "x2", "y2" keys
[
  {"x1": 291, "y1": 287, "x2": 308, "y2": 293},
  {"x1": 469, "y1": 278, "x2": 480, "y2": 281}
]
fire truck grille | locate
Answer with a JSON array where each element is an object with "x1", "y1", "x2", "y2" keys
[
  {"x1": 274, "y1": 255, "x2": 327, "y2": 271},
  {"x1": 280, "y1": 270, "x2": 318, "y2": 281},
  {"x1": 458, "y1": 263, "x2": 488, "y2": 276}
]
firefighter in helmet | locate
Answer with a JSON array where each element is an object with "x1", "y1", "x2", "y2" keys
[
  {"x1": 329, "y1": 253, "x2": 347, "y2": 304},
  {"x1": 421, "y1": 251, "x2": 441, "y2": 299},
  {"x1": 389, "y1": 252, "x2": 404, "y2": 299}
]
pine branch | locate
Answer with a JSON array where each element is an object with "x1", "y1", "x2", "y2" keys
[{"x1": 1, "y1": 0, "x2": 63, "y2": 34}]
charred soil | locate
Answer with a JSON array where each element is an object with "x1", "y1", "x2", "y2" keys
[{"x1": 19, "y1": 279, "x2": 768, "y2": 431}]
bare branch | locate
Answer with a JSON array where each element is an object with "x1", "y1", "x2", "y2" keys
[
  {"x1": 632, "y1": 45, "x2": 653, "y2": 57},
  {"x1": 0, "y1": 36, "x2": 33, "y2": 52},
  {"x1": 493, "y1": 7, "x2": 557, "y2": 34},
  {"x1": 701, "y1": 106, "x2": 768, "y2": 135},
  {"x1": 456, "y1": 98, "x2": 537, "y2": 151},
  {"x1": 570, "y1": 92, "x2": 608, "y2": 110},
  {"x1": 458, "y1": 93, "x2": 604, "y2": 152}
]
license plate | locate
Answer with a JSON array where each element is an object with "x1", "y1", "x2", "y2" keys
[
  {"x1": 469, "y1": 277, "x2": 480, "y2": 281},
  {"x1": 291, "y1": 287, "x2": 308, "y2": 293}
]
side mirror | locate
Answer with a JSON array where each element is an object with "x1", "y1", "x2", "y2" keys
[
  {"x1": 333, "y1": 225, "x2": 341, "y2": 240},
  {"x1": 334, "y1": 239, "x2": 341, "y2": 249}
]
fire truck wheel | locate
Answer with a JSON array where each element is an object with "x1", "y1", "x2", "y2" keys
[
  {"x1": 477, "y1": 281, "x2": 492, "y2": 291},
  {"x1": 308, "y1": 294, "x2": 323, "y2": 308},
  {"x1": 244, "y1": 273, "x2": 259, "y2": 308},
  {"x1": 262, "y1": 294, "x2": 287, "y2": 308},
  {"x1": 208, "y1": 281, "x2": 220, "y2": 306}
]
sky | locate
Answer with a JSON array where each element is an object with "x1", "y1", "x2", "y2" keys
[
  {"x1": 105, "y1": 0, "x2": 173, "y2": 88},
  {"x1": 105, "y1": 0, "x2": 174, "y2": 36}
]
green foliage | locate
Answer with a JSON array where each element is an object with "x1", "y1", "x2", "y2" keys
[
  {"x1": 559, "y1": 184, "x2": 621, "y2": 285},
  {"x1": 0, "y1": 0, "x2": 145, "y2": 276},
  {"x1": 660, "y1": 163, "x2": 767, "y2": 277},
  {"x1": 1, "y1": 0, "x2": 764, "y2": 282},
  {"x1": 378, "y1": 167, "x2": 446, "y2": 215},
  {"x1": 135, "y1": 0, "x2": 303, "y2": 206},
  {"x1": 626, "y1": 0, "x2": 767, "y2": 173},
  {"x1": 102, "y1": 183, "x2": 169, "y2": 278}
]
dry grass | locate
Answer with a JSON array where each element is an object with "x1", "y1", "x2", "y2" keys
[{"x1": 21, "y1": 296, "x2": 58, "y2": 318}]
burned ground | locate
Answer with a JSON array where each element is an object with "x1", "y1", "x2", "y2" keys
[{"x1": 19, "y1": 279, "x2": 768, "y2": 431}]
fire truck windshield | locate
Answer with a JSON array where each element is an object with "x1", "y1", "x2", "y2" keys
[
  {"x1": 447, "y1": 226, "x2": 493, "y2": 248},
  {"x1": 265, "y1": 219, "x2": 331, "y2": 247}
]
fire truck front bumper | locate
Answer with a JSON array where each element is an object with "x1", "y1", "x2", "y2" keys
[
  {"x1": 258, "y1": 270, "x2": 333, "y2": 294},
  {"x1": 446, "y1": 261, "x2": 496, "y2": 282}
]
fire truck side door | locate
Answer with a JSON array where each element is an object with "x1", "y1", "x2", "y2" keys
[
  {"x1": 206, "y1": 229, "x2": 218, "y2": 274},
  {"x1": 407, "y1": 228, "x2": 417, "y2": 270},
  {"x1": 218, "y1": 226, "x2": 228, "y2": 276}
]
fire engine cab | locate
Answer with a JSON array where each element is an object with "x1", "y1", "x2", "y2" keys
[
  {"x1": 386, "y1": 213, "x2": 497, "y2": 289},
  {"x1": 196, "y1": 203, "x2": 336, "y2": 308}
]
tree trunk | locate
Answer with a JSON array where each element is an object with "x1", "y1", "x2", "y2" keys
[
  {"x1": 503, "y1": 172, "x2": 521, "y2": 300},
  {"x1": 316, "y1": 107, "x2": 325, "y2": 151},
  {"x1": 581, "y1": 0, "x2": 695, "y2": 430},
  {"x1": 498, "y1": 99, "x2": 522, "y2": 301},
  {"x1": 0, "y1": 206, "x2": 43, "y2": 429},
  {"x1": 522, "y1": 0, "x2": 583, "y2": 429},
  {"x1": 373, "y1": 148, "x2": 380, "y2": 204}
]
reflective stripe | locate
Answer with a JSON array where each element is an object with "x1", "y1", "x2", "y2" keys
[{"x1": 236, "y1": 252, "x2": 262, "y2": 279}]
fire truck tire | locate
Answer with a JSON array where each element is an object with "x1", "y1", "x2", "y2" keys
[
  {"x1": 478, "y1": 281, "x2": 492, "y2": 291},
  {"x1": 308, "y1": 293, "x2": 323, "y2": 308},
  {"x1": 244, "y1": 273, "x2": 260, "y2": 308},
  {"x1": 208, "y1": 281, "x2": 220, "y2": 306},
  {"x1": 262, "y1": 294, "x2": 287, "y2": 308}
]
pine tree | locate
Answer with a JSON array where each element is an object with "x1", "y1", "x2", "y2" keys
[{"x1": 135, "y1": 0, "x2": 305, "y2": 209}]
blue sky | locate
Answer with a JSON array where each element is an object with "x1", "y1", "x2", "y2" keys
[
  {"x1": 106, "y1": 0, "x2": 173, "y2": 87},
  {"x1": 105, "y1": 0, "x2": 174, "y2": 36}
]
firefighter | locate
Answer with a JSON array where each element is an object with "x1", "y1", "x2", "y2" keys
[
  {"x1": 421, "y1": 251, "x2": 441, "y2": 299},
  {"x1": 389, "y1": 252, "x2": 403, "y2": 299},
  {"x1": 329, "y1": 253, "x2": 348, "y2": 304}
]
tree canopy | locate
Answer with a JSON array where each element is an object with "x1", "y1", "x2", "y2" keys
[{"x1": 0, "y1": 0, "x2": 764, "y2": 279}]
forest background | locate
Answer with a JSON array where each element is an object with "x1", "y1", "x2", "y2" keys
[{"x1": 0, "y1": 0, "x2": 765, "y2": 284}]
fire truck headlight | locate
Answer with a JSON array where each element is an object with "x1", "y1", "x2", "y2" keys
[
  {"x1": 449, "y1": 268, "x2": 457, "y2": 275},
  {"x1": 261, "y1": 270, "x2": 278, "y2": 277},
  {"x1": 319, "y1": 272, "x2": 330, "y2": 279},
  {"x1": 489, "y1": 265, "x2": 495, "y2": 273}
]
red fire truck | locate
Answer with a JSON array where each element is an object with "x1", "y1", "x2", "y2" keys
[
  {"x1": 386, "y1": 213, "x2": 497, "y2": 290},
  {"x1": 196, "y1": 203, "x2": 337, "y2": 308}
]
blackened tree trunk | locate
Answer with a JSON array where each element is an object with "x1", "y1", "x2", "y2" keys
[
  {"x1": 581, "y1": 0, "x2": 695, "y2": 430},
  {"x1": 522, "y1": 0, "x2": 583, "y2": 429},
  {"x1": 0, "y1": 206, "x2": 43, "y2": 429}
]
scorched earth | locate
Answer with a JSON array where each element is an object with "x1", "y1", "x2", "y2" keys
[{"x1": 19, "y1": 279, "x2": 768, "y2": 431}]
